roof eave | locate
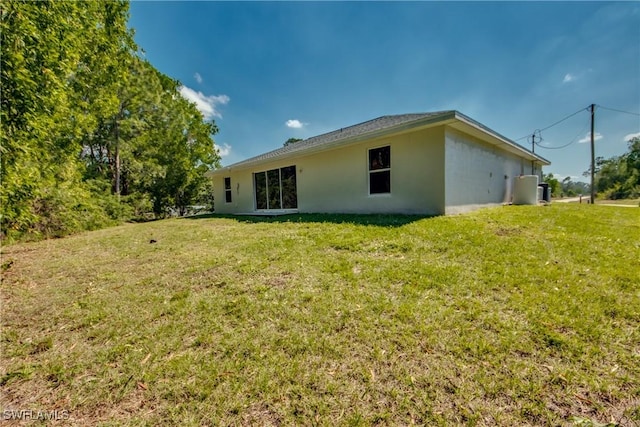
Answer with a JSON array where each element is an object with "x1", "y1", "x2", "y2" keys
[
  {"x1": 208, "y1": 111, "x2": 458, "y2": 175},
  {"x1": 451, "y1": 112, "x2": 551, "y2": 165},
  {"x1": 207, "y1": 110, "x2": 551, "y2": 177}
]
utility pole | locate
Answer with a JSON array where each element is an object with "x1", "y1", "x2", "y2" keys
[
  {"x1": 530, "y1": 132, "x2": 541, "y2": 175},
  {"x1": 532, "y1": 134, "x2": 535, "y2": 154},
  {"x1": 590, "y1": 104, "x2": 595, "y2": 204},
  {"x1": 531, "y1": 134, "x2": 536, "y2": 175}
]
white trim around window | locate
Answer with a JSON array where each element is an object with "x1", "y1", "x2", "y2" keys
[{"x1": 368, "y1": 145, "x2": 391, "y2": 195}]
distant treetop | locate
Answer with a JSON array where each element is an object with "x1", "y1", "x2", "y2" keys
[{"x1": 284, "y1": 138, "x2": 303, "y2": 147}]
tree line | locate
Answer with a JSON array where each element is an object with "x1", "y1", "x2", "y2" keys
[
  {"x1": 1, "y1": 1, "x2": 220, "y2": 241},
  {"x1": 544, "y1": 137, "x2": 640, "y2": 199},
  {"x1": 587, "y1": 137, "x2": 640, "y2": 200},
  {"x1": 543, "y1": 175, "x2": 589, "y2": 198}
]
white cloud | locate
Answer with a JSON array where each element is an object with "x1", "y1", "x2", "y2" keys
[
  {"x1": 623, "y1": 132, "x2": 640, "y2": 142},
  {"x1": 178, "y1": 86, "x2": 229, "y2": 120},
  {"x1": 194, "y1": 72, "x2": 203, "y2": 84},
  {"x1": 578, "y1": 132, "x2": 603, "y2": 143},
  {"x1": 216, "y1": 143, "x2": 231, "y2": 157},
  {"x1": 562, "y1": 69, "x2": 594, "y2": 84},
  {"x1": 286, "y1": 119, "x2": 304, "y2": 129}
]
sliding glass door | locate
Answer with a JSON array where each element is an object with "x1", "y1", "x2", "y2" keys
[{"x1": 254, "y1": 165, "x2": 297, "y2": 210}]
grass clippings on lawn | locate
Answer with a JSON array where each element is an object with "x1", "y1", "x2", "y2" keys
[{"x1": 1, "y1": 204, "x2": 639, "y2": 426}]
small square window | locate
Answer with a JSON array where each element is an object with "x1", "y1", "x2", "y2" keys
[
  {"x1": 369, "y1": 146, "x2": 390, "y2": 171},
  {"x1": 370, "y1": 170, "x2": 391, "y2": 194}
]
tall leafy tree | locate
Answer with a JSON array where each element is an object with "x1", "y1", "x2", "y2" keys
[
  {"x1": 81, "y1": 57, "x2": 221, "y2": 216},
  {"x1": 543, "y1": 173, "x2": 560, "y2": 198},
  {"x1": 625, "y1": 137, "x2": 640, "y2": 189},
  {"x1": 1, "y1": 1, "x2": 121, "y2": 236},
  {"x1": 2, "y1": 0, "x2": 221, "y2": 240},
  {"x1": 122, "y1": 61, "x2": 220, "y2": 215},
  {"x1": 587, "y1": 137, "x2": 640, "y2": 199}
]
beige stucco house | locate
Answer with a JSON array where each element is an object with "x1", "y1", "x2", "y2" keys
[{"x1": 208, "y1": 111, "x2": 550, "y2": 215}]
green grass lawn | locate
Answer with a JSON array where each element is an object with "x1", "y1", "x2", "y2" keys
[
  {"x1": 596, "y1": 198, "x2": 640, "y2": 206},
  {"x1": 1, "y1": 204, "x2": 639, "y2": 426}
]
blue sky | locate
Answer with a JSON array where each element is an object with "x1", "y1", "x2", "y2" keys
[{"x1": 128, "y1": 1, "x2": 640, "y2": 181}]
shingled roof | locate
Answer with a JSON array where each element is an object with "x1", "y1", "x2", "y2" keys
[{"x1": 212, "y1": 110, "x2": 549, "y2": 172}]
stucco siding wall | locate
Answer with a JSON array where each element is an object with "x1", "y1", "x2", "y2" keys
[
  {"x1": 212, "y1": 170, "x2": 253, "y2": 214},
  {"x1": 444, "y1": 128, "x2": 532, "y2": 214},
  {"x1": 213, "y1": 126, "x2": 446, "y2": 215},
  {"x1": 297, "y1": 126, "x2": 445, "y2": 214}
]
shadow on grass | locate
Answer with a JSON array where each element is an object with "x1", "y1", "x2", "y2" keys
[{"x1": 183, "y1": 212, "x2": 434, "y2": 227}]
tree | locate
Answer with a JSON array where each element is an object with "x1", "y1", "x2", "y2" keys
[
  {"x1": 140, "y1": 69, "x2": 220, "y2": 215},
  {"x1": 1, "y1": 1, "x2": 131, "y2": 237},
  {"x1": 559, "y1": 177, "x2": 589, "y2": 197},
  {"x1": 1, "y1": 0, "x2": 221, "y2": 240},
  {"x1": 543, "y1": 173, "x2": 560, "y2": 198},
  {"x1": 584, "y1": 137, "x2": 640, "y2": 200},
  {"x1": 284, "y1": 137, "x2": 303, "y2": 147},
  {"x1": 624, "y1": 137, "x2": 640, "y2": 189},
  {"x1": 81, "y1": 56, "x2": 221, "y2": 217}
]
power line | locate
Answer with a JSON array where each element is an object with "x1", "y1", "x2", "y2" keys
[
  {"x1": 596, "y1": 105, "x2": 640, "y2": 117},
  {"x1": 527, "y1": 129, "x2": 543, "y2": 150},
  {"x1": 538, "y1": 106, "x2": 590, "y2": 132},
  {"x1": 514, "y1": 106, "x2": 589, "y2": 141},
  {"x1": 534, "y1": 117, "x2": 590, "y2": 150},
  {"x1": 536, "y1": 139, "x2": 577, "y2": 150}
]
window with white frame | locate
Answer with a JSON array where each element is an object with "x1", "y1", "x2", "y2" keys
[
  {"x1": 368, "y1": 146, "x2": 391, "y2": 194},
  {"x1": 254, "y1": 165, "x2": 297, "y2": 210},
  {"x1": 224, "y1": 177, "x2": 232, "y2": 203}
]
